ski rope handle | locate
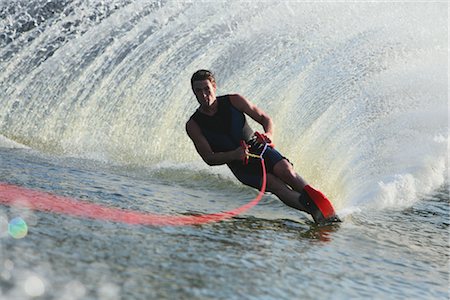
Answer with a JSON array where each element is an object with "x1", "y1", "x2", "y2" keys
[{"x1": 240, "y1": 131, "x2": 271, "y2": 165}]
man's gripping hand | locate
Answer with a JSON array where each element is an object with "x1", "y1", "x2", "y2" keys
[{"x1": 254, "y1": 132, "x2": 275, "y2": 148}]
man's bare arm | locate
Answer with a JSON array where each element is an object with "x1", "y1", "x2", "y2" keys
[{"x1": 229, "y1": 94, "x2": 274, "y2": 141}]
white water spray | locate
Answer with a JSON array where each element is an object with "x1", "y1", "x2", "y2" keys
[{"x1": 0, "y1": 1, "x2": 447, "y2": 210}]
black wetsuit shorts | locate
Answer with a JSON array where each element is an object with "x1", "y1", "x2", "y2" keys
[{"x1": 227, "y1": 140, "x2": 287, "y2": 189}]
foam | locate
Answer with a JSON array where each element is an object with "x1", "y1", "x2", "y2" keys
[{"x1": 0, "y1": 135, "x2": 29, "y2": 149}]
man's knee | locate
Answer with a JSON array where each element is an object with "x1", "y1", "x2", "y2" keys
[
  {"x1": 273, "y1": 159, "x2": 307, "y2": 189},
  {"x1": 273, "y1": 159, "x2": 295, "y2": 179}
]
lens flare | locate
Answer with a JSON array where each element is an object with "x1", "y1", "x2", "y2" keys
[{"x1": 8, "y1": 217, "x2": 28, "y2": 239}]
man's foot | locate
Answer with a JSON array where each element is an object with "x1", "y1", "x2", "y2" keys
[{"x1": 298, "y1": 185, "x2": 341, "y2": 225}]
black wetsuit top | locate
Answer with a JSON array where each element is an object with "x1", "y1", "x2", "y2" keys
[
  {"x1": 191, "y1": 94, "x2": 285, "y2": 189},
  {"x1": 191, "y1": 95, "x2": 254, "y2": 153}
]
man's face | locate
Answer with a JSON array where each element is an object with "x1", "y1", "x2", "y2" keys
[{"x1": 192, "y1": 79, "x2": 217, "y2": 107}]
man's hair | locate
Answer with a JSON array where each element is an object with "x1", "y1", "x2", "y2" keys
[{"x1": 191, "y1": 69, "x2": 216, "y2": 87}]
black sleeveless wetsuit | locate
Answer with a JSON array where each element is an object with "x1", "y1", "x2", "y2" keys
[{"x1": 191, "y1": 95, "x2": 287, "y2": 189}]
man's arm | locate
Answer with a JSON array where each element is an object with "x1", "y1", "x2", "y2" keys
[
  {"x1": 186, "y1": 119, "x2": 246, "y2": 166},
  {"x1": 229, "y1": 94, "x2": 274, "y2": 141}
]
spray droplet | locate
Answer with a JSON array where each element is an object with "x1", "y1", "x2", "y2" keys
[
  {"x1": 24, "y1": 275, "x2": 45, "y2": 297},
  {"x1": 8, "y1": 217, "x2": 28, "y2": 239}
]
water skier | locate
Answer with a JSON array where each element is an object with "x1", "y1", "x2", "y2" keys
[{"x1": 186, "y1": 70, "x2": 340, "y2": 224}]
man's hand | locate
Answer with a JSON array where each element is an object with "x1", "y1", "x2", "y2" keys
[
  {"x1": 255, "y1": 132, "x2": 275, "y2": 148},
  {"x1": 238, "y1": 141, "x2": 250, "y2": 165}
]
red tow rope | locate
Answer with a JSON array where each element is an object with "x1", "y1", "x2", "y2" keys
[{"x1": 0, "y1": 151, "x2": 267, "y2": 227}]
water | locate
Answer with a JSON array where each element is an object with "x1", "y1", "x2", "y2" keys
[{"x1": 0, "y1": 1, "x2": 448, "y2": 299}]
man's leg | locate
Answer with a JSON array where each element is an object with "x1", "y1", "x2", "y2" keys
[
  {"x1": 271, "y1": 159, "x2": 340, "y2": 223},
  {"x1": 265, "y1": 173, "x2": 308, "y2": 212},
  {"x1": 272, "y1": 159, "x2": 307, "y2": 192}
]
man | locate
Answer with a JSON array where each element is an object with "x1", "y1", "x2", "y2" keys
[{"x1": 186, "y1": 70, "x2": 340, "y2": 224}]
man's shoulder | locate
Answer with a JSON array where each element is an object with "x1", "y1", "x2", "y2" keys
[
  {"x1": 186, "y1": 116, "x2": 199, "y2": 134},
  {"x1": 219, "y1": 94, "x2": 245, "y2": 108},
  {"x1": 228, "y1": 94, "x2": 247, "y2": 110},
  {"x1": 186, "y1": 113, "x2": 197, "y2": 125},
  {"x1": 219, "y1": 94, "x2": 241, "y2": 100},
  {"x1": 216, "y1": 94, "x2": 230, "y2": 101}
]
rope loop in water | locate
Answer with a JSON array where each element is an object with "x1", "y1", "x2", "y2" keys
[{"x1": 0, "y1": 158, "x2": 267, "y2": 226}]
